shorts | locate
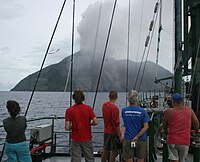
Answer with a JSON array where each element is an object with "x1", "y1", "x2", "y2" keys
[
  {"x1": 103, "y1": 133, "x2": 121, "y2": 152},
  {"x1": 168, "y1": 144, "x2": 189, "y2": 162},
  {"x1": 122, "y1": 139, "x2": 147, "y2": 160},
  {"x1": 71, "y1": 140, "x2": 94, "y2": 162},
  {"x1": 5, "y1": 141, "x2": 32, "y2": 162}
]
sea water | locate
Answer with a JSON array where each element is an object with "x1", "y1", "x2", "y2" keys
[
  {"x1": 0, "y1": 91, "x2": 162, "y2": 153},
  {"x1": 0, "y1": 91, "x2": 129, "y2": 153}
]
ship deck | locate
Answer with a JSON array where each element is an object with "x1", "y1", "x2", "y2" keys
[
  {"x1": 43, "y1": 156, "x2": 101, "y2": 162},
  {"x1": 43, "y1": 154, "x2": 193, "y2": 162}
]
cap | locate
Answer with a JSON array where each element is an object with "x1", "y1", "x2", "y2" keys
[
  {"x1": 172, "y1": 93, "x2": 183, "y2": 102},
  {"x1": 128, "y1": 90, "x2": 138, "y2": 104}
]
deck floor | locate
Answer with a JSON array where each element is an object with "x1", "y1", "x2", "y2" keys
[
  {"x1": 43, "y1": 154, "x2": 193, "y2": 162},
  {"x1": 43, "y1": 156, "x2": 101, "y2": 162}
]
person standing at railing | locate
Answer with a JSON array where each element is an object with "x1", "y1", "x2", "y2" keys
[
  {"x1": 121, "y1": 90, "x2": 150, "y2": 162},
  {"x1": 65, "y1": 89, "x2": 98, "y2": 162},
  {"x1": 3, "y1": 100, "x2": 32, "y2": 162},
  {"x1": 162, "y1": 93, "x2": 199, "y2": 162},
  {"x1": 101, "y1": 90, "x2": 123, "y2": 162}
]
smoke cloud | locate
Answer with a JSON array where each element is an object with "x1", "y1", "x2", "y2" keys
[{"x1": 77, "y1": 0, "x2": 173, "y2": 71}]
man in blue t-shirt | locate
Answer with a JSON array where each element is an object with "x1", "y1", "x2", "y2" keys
[{"x1": 122, "y1": 90, "x2": 150, "y2": 162}]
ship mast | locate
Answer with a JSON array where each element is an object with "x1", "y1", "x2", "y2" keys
[
  {"x1": 174, "y1": 0, "x2": 182, "y2": 93},
  {"x1": 182, "y1": 0, "x2": 200, "y2": 120}
]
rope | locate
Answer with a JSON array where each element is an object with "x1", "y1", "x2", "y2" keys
[
  {"x1": 92, "y1": 0, "x2": 118, "y2": 109},
  {"x1": 89, "y1": 0, "x2": 103, "y2": 89},
  {"x1": 0, "y1": 144, "x2": 5, "y2": 162},
  {"x1": 134, "y1": 1, "x2": 160, "y2": 91},
  {"x1": 155, "y1": 0, "x2": 163, "y2": 80},
  {"x1": 136, "y1": 0, "x2": 144, "y2": 63},
  {"x1": 24, "y1": 0, "x2": 67, "y2": 117},
  {"x1": 133, "y1": 46, "x2": 147, "y2": 90},
  {"x1": 69, "y1": 0, "x2": 76, "y2": 107},
  {"x1": 125, "y1": 0, "x2": 131, "y2": 107},
  {"x1": 138, "y1": 5, "x2": 159, "y2": 92},
  {"x1": 0, "y1": 1, "x2": 68, "y2": 161},
  {"x1": 134, "y1": 0, "x2": 144, "y2": 89},
  {"x1": 64, "y1": 62, "x2": 72, "y2": 92}
]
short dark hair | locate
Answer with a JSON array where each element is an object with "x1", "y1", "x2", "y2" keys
[
  {"x1": 109, "y1": 90, "x2": 118, "y2": 100},
  {"x1": 73, "y1": 90, "x2": 85, "y2": 104},
  {"x1": 6, "y1": 100, "x2": 21, "y2": 118}
]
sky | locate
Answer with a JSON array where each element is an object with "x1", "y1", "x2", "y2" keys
[{"x1": 0, "y1": 0, "x2": 173, "y2": 91}]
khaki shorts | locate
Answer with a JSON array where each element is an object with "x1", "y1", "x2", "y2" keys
[
  {"x1": 71, "y1": 140, "x2": 94, "y2": 162},
  {"x1": 168, "y1": 144, "x2": 189, "y2": 162},
  {"x1": 103, "y1": 133, "x2": 121, "y2": 151},
  {"x1": 122, "y1": 139, "x2": 147, "y2": 160}
]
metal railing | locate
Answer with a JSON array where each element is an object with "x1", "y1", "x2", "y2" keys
[{"x1": 0, "y1": 116, "x2": 103, "y2": 161}]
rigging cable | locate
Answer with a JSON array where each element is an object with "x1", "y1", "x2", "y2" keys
[
  {"x1": 133, "y1": 0, "x2": 145, "y2": 85},
  {"x1": 155, "y1": 0, "x2": 163, "y2": 82},
  {"x1": 24, "y1": 0, "x2": 67, "y2": 117},
  {"x1": 92, "y1": 0, "x2": 118, "y2": 109},
  {"x1": 138, "y1": 3, "x2": 159, "y2": 92},
  {"x1": 0, "y1": 1, "x2": 68, "y2": 161},
  {"x1": 64, "y1": 61, "x2": 72, "y2": 92},
  {"x1": 69, "y1": 0, "x2": 76, "y2": 107},
  {"x1": 135, "y1": 0, "x2": 144, "y2": 66},
  {"x1": 89, "y1": 0, "x2": 103, "y2": 89},
  {"x1": 134, "y1": 1, "x2": 160, "y2": 91},
  {"x1": 125, "y1": 0, "x2": 131, "y2": 107}
]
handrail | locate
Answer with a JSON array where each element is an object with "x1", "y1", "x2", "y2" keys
[{"x1": 0, "y1": 116, "x2": 104, "y2": 161}]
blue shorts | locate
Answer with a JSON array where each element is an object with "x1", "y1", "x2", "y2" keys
[{"x1": 5, "y1": 141, "x2": 32, "y2": 162}]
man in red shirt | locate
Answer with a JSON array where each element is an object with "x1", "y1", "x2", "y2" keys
[
  {"x1": 101, "y1": 90, "x2": 122, "y2": 162},
  {"x1": 163, "y1": 93, "x2": 199, "y2": 162},
  {"x1": 65, "y1": 90, "x2": 98, "y2": 162}
]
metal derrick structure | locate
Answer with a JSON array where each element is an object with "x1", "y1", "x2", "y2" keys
[{"x1": 174, "y1": 0, "x2": 200, "y2": 120}]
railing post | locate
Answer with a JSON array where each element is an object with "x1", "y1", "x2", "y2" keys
[
  {"x1": 148, "y1": 113, "x2": 155, "y2": 162},
  {"x1": 51, "y1": 118, "x2": 55, "y2": 154},
  {"x1": 191, "y1": 131, "x2": 200, "y2": 162},
  {"x1": 193, "y1": 146, "x2": 200, "y2": 162},
  {"x1": 162, "y1": 143, "x2": 169, "y2": 162}
]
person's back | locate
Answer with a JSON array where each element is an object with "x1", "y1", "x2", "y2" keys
[
  {"x1": 3, "y1": 116, "x2": 27, "y2": 143},
  {"x1": 163, "y1": 93, "x2": 199, "y2": 162},
  {"x1": 121, "y1": 90, "x2": 150, "y2": 162},
  {"x1": 3, "y1": 100, "x2": 32, "y2": 162},
  {"x1": 167, "y1": 107, "x2": 191, "y2": 145},
  {"x1": 65, "y1": 90, "x2": 98, "y2": 162},
  {"x1": 102, "y1": 101, "x2": 120, "y2": 134},
  {"x1": 67, "y1": 103, "x2": 94, "y2": 141},
  {"x1": 101, "y1": 90, "x2": 122, "y2": 162},
  {"x1": 122, "y1": 106, "x2": 149, "y2": 140}
]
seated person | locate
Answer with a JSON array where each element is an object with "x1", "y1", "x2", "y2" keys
[{"x1": 150, "y1": 96, "x2": 158, "y2": 108}]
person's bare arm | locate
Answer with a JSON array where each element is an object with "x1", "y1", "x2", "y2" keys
[
  {"x1": 162, "y1": 108, "x2": 172, "y2": 134},
  {"x1": 114, "y1": 125, "x2": 123, "y2": 142},
  {"x1": 91, "y1": 117, "x2": 98, "y2": 126},
  {"x1": 132, "y1": 122, "x2": 149, "y2": 141},
  {"x1": 190, "y1": 109, "x2": 199, "y2": 131},
  {"x1": 65, "y1": 121, "x2": 71, "y2": 131}
]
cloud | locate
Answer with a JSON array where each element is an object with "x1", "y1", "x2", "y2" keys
[
  {"x1": 0, "y1": 0, "x2": 173, "y2": 91},
  {"x1": 77, "y1": 0, "x2": 173, "y2": 71},
  {"x1": 0, "y1": 47, "x2": 11, "y2": 54},
  {"x1": 0, "y1": 0, "x2": 26, "y2": 19}
]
